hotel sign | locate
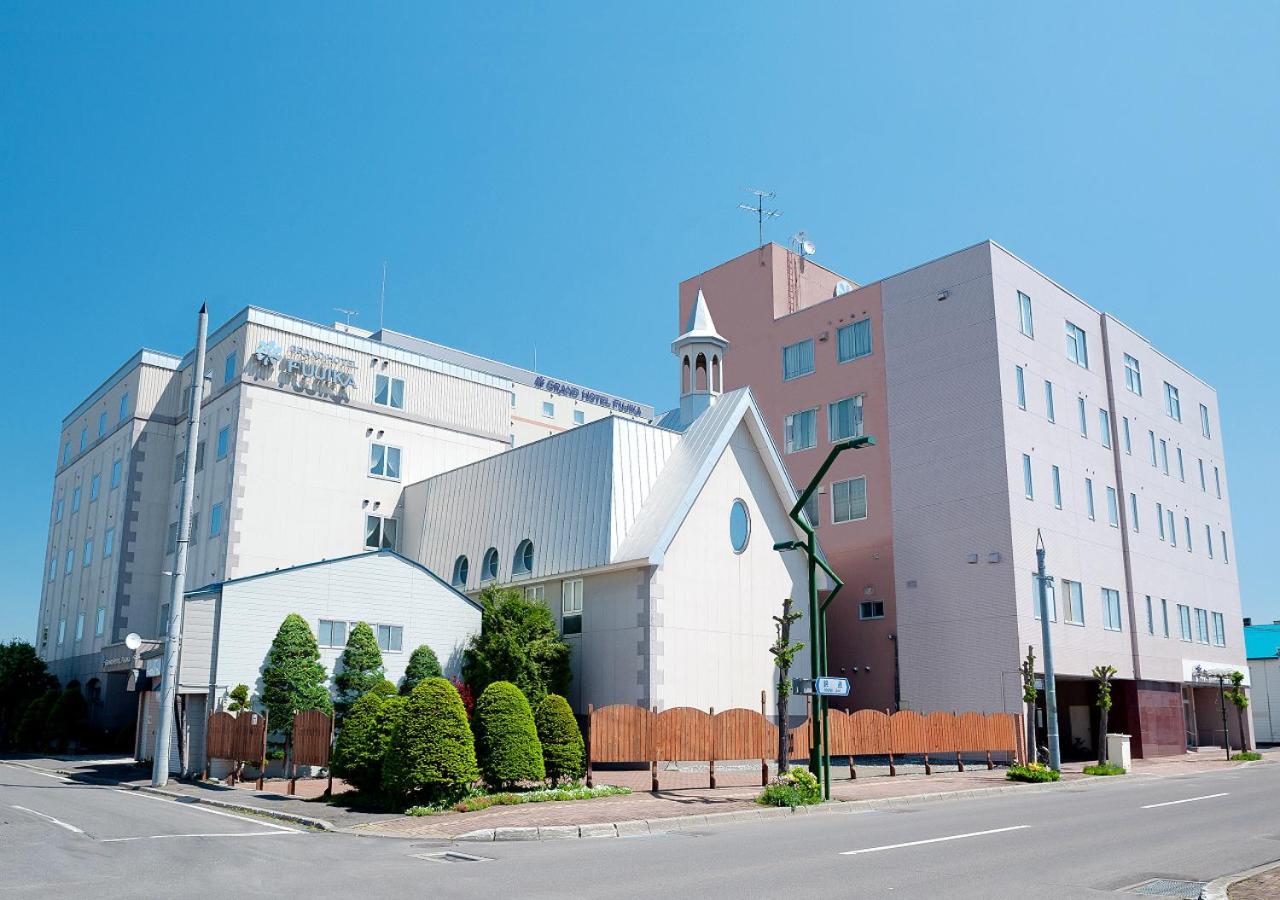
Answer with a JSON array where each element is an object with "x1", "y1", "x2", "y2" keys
[
  {"x1": 534, "y1": 376, "x2": 644, "y2": 417},
  {"x1": 255, "y1": 340, "x2": 359, "y2": 392}
]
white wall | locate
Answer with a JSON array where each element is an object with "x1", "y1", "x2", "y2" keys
[{"x1": 1250, "y1": 658, "x2": 1280, "y2": 744}]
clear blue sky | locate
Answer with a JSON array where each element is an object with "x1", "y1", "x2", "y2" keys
[{"x1": 2, "y1": 4, "x2": 1277, "y2": 642}]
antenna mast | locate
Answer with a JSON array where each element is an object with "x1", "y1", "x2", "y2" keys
[
  {"x1": 378, "y1": 260, "x2": 387, "y2": 333},
  {"x1": 334, "y1": 307, "x2": 359, "y2": 327},
  {"x1": 738, "y1": 188, "x2": 782, "y2": 257}
]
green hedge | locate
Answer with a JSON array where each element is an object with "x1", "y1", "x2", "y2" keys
[
  {"x1": 331, "y1": 690, "x2": 403, "y2": 794},
  {"x1": 534, "y1": 694, "x2": 584, "y2": 786},
  {"x1": 474, "y1": 681, "x2": 545, "y2": 789},
  {"x1": 381, "y1": 677, "x2": 478, "y2": 805}
]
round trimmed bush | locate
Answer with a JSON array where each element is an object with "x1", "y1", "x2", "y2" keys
[
  {"x1": 400, "y1": 645, "x2": 442, "y2": 695},
  {"x1": 331, "y1": 690, "x2": 403, "y2": 794},
  {"x1": 381, "y1": 677, "x2": 478, "y2": 805},
  {"x1": 371, "y1": 679, "x2": 398, "y2": 697},
  {"x1": 474, "y1": 681, "x2": 545, "y2": 789},
  {"x1": 534, "y1": 694, "x2": 584, "y2": 785}
]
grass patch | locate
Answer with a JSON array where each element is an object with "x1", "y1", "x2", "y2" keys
[
  {"x1": 1231, "y1": 751, "x2": 1262, "y2": 761},
  {"x1": 1006, "y1": 763, "x2": 1061, "y2": 783},
  {"x1": 405, "y1": 783, "x2": 630, "y2": 816},
  {"x1": 1083, "y1": 763, "x2": 1125, "y2": 776}
]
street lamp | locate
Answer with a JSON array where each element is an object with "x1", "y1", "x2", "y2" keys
[{"x1": 774, "y1": 434, "x2": 875, "y2": 800}]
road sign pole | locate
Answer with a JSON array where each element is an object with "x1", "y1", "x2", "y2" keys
[{"x1": 1036, "y1": 531, "x2": 1061, "y2": 772}]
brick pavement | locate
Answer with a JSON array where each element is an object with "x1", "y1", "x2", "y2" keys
[{"x1": 1229, "y1": 866, "x2": 1280, "y2": 900}]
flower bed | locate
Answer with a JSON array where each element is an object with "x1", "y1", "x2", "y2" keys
[{"x1": 406, "y1": 783, "x2": 629, "y2": 816}]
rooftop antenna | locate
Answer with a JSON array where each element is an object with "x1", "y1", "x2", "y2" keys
[
  {"x1": 378, "y1": 260, "x2": 387, "y2": 333},
  {"x1": 739, "y1": 189, "x2": 781, "y2": 263},
  {"x1": 335, "y1": 307, "x2": 359, "y2": 327},
  {"x1": 791, "y1": 231, "x2": 816, "y2": 270}
]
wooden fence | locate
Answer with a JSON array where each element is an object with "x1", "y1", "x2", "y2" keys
[
  {"x1": 586, "y1": 702, "x2": 1024, "y2": 790},
  {"x1": 290, "y1": 709, "x2": 335, "y2": 795},
  {"x1": 203, "y1": 710, "x2": 268, "y2": 788}
]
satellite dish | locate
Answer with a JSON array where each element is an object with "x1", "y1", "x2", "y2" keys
[
  {"x1": 125, "y1": 632, "x2": 142, "y2": 651},
  {"x1": 835, "y1": 280, "x2": 853, "y2": 297},
  {"x1": 802, "y1": 240, "x2": 816, "y2": 256}
]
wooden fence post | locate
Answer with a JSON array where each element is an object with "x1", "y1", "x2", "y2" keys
[
  {"x1": 257, "y1": 711, "x2": 267, "y2": 791},
  {"x1": 650, "y1": 705, "x2": 659, "y2": 793},
  {"x1": 326, "y1": 713, "x2": 335, "y2": 797},
  {"x1": 585, "y1": 704, "x2": 594, "y2": 789},
  {"x1": 708, "y1": 706, "x2": 716, "y2": 790},
  {"x1": 886, "y1": 709, "x2": 896, "y2": 776},
  {"x1": 955, "y1": 711, "x2": 964, "y2": 773},
  {"x1": 760, "y1": 690, "x2": 769, "y2": 786}
]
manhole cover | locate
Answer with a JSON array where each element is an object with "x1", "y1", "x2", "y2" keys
[
  {"x1": 1122, "y1": 878, "x2": 1206, "y2": 898},
  {"x1": 412, "y1": 851, "x2": 492, "y2": 864}
]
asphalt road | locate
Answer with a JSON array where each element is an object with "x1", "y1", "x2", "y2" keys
[{"x1": 2, "y1": 760, "x2": 1278, "y2": 899}]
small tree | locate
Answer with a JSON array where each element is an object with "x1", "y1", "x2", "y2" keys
[
  {"x1": 15, "y1": 688, "x2": 59, "y2": 751},
  {"x1": 381, "y1": 677, "x2": 478, "y2": 805},
  {"x1": 46, "y1": 685, "x2": 88, "y2": 750},
  {"x1": 400, "y1": 645, "x2": 442, "y2": 695},
  {"x1": 1227, "y1": 671, "x2": 1250, "y2": 753},
  {"x1": 474, "y1": 681, "x2": 545, "y2": 790},
  {"x1": 462, "y1": 587, "x2": 571, "y2": 703},
  {"x1": 227, "y1": 684, "x2": 252, "y2": 713},
  {"x1": 332, "y1": 690, "x2": 403, "y2": 794},
  {"x1": 534, "y1": 694, "x2": 585, "y2": 786},
  {"x1": 768, "y1": 597, "x2": 804, "y2": 774},
  {"x1": 1093, "y1": 664, "x2": 1118, "y2": 766},
  {"x1": 261, "y1": 614, "x2": 332, "y2": 770},
  {"x1": 334, "y1": 622, "x2": 385, "y2": 715},
  {"x1": 1019, "y1": 646, "x2": 1038, "y2": 763}
]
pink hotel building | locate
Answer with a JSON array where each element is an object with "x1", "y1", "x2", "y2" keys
[{"x1": 679, "y1": 241, "x2": 1246, "y2": 759}]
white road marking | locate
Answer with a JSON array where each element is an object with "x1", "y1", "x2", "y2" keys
[
  {"x1": 841, "y1": 825, "x2": 1030, "y2": 855},
  {"x1": 1141, "y1": 792, "x2": 1229, "y2": 809},
  {"x1": 100, "y1": 831, "x2": 298, "y2": 843},
  {"x1": 114, "y1": 789, "x2": 299, "y2": 832},
  {"x1": 0, "y1": 763, "x2": 71, "y2": 783},
  {"x1": 10, "y1": 805, "x2": 85, "y2": 834}
]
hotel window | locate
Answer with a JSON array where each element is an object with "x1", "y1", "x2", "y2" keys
[
  {"x1": 119, "y1": 391, "x2": 130, "y2": 422},
  {"x1": 224, "y1": 351, "x2": 239, "y2": 386},
  {"x1": 1051, "y1": 465, "x2": 1063, "y2": 509},
  {"x1": 1176, "y1": 448, "x2": 1185, "y2": 482},
  {"x1": 210, "y1": 503, "x2": 223, "y2": 538},
  {"x1": 363, "y1": 514, "x2": 397, "y2": 550},
  {"x1": 837, "y1": 319, "x2": 872, "y2": 362},
  {"x1": 1198, "y1": 459, "x2": 1206, "y2": 491},
  {"x1": 1222, "y1": 530, "x2": 1229, "y2": 563},
  {"x1": 1102, "y1": 588, "x2": 1122, "y2": 632},
  {"x1": 1159, "y1": 440, "x2": 1169, "y2": 475},
  {"x1": 451, "y1": 555, "x2": 469, "y2": 588},
  {"x1": 189, "y1": 512, "x2": 199, "y2": 546},
  {"x1": 828, "y1": 396, "x2": 864, "y2": 442},
  {"x1": 1084, "y1": 478, "x2": 1095, "y2": 520},
  {"x1": 1195, "y1": 608, "x2": 1210, "y2": 644},
  {"x1": 64, "y1": 549, "x2": 74, "y2": 574},
  {"x1": 1106, "y1": 487, "x2": 1119, "y2": 527},
  {"x1": 573, "y1": 409, "x2": 585, "y2": 425},
  {"x1": 1123, "y1": 354, "x2": 1142, "y2": 395},
  {"x1": 174, "y1": 451, "x2": 187, "y2": 482},
  {"x1": 1065, "y1": 322, "x2": 1089, "y2": 368},
  {"x1": 217, "y1": 426, "x2": 231, "y2": 461},
  {"x1": 513, "y1": 539, "x2": 534, "y2": 575},
  {"x1": 318, "y1": 619, "x2": 348, "y2": 648},
  {"x1": 482, "y1": 547, "x2": 499, "y2": 582},
  {"x1": 542, "y1": 401, "x2": 555, "y2": 418},
  {"x1": 833, "y1": 477, "x2": 868, "y2": 523},
  {"x1": 1044, "y1": 381, "x2": 1055, "y2": 423},
  {"x1": 111, "y1": 458, "x2": 122, "y2": 489},
  {"x1": 1167, "y1": 509, "x2": 1177, "y2": 546},
  {"x1": 1122, "y1": 417, "x2": 1131, "y2": 454},
  {"x1": 1099, "y1": 409, "x2": 1111, "y2": 448},
  {"x1": 195, "y1": 441, "x2": 206, "y2": 473},
  {"x1": 1212, "y1": 612, "x2": 1226, "y2": 647},
  {"x1": 1077, "y1": 398, "x2": 1088, "y2": 437},
  {"x1": 1145, "y1": 596, "x2": 1154, "y2": 634},
  {"x1": 57, "y1": 618, "x2": 66, "y2": 645},
  {"x1": 1017, "y1": 291, "x2": 1034, "y2": 338},
  {"x1": 79, "y1": 427, "x2": 87, "y2": 452},
  {"x1": 802, "y1": 494, "x2": 819, "y2": 529},
  {"x1": 62, "y1": 442, "x2": 71, "y2": 466},
  {"x1": 1065, "y1": 579, "x2": 1085, "y2": 625},
  {"x1": 1148, "y1": 430, "x2": 1157, "y2": 466},
  {"x1": 55, "y1": 498, "x2": 63, "y2": 522},
  {"x1": 1032, "y1": 575, "x2": 1056, "y2": 621},
  {"x1": 1214, "y1": 466, "x2": 1221, "y2": 498},
  {"x1": 1164, "y1": 382, "x2": 1181, "y2": 422},
  {"x1": 782, "y1": 338, "x2": 815, "y2": 380},
  {"x1": 1156, "y1": 502, "x2": 1165, "y2": 539},
  {"x1": 1200, "y1": 403, "x2": 1211, "y2": 439},
  {"x1": 95, "y1": 606, "x2": 105, "y2": 637},
  {"x1": 1184, "y1": 516, "x2": 1192, "y2": 552},
  {"x1": 1205, "y1": 524, "x2": 1213, "y2": 559},
  {"x1": 83, "y1": 538, "x2": 93, "y2": 566},
  {"x1": 784, "y1": 408, "x2": 817, "y2": 453},
  {"x1": 374, "y1": 374, "x2": 405, "y2": 410},
  {"x1": 98, "y1": 411, "x2": 107, "y2": 438},
  {"x1": 1015, "y1": 367, "x2": 1026, "y2": 410},
  {"x1": 71, "y1": 487, "x2": 81, "y2": 513},
  {"x1": 859, "y1": 600, "x2": 885, "y2": 620},
  {"x1": 75, "y1": 613, "x2": 85, "y2": 643},
  {"x1": 525, "y1": 585, "x2": 545, "y2": 604},
  {"x1": 103, "y1": 528, "x2": 115, "y2": 558},
  {"x1": 369, "y1": 442, "x2": 401, "y2": 480},
  {"x1": 1022, "y1": 455, "x2": 1034, "y2": 500},
  {"x1": 1129, "y1": 493, "x2": 1139, "y2": 531},
  {"x1": 91, "y1": 474, "x2": 101, "y2": 502},
  {"x1": 181, "y1": 384, "x2": 192, "y2": 414},
  {"x1": 376, "y1": 624, "x2": 403, "y2": 653},
  {"x1": 48, "y1": 555, "x2": 57, "y2": 582},
  {"x1": 562, "y1": 578, "x2": 584, "y2": 635},
  {"x1": 1161, "y1": 599, "x2": 1170, "y2": 637}
]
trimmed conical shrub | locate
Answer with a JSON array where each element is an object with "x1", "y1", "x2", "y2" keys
[
  {"x1": 261, "y1": 613, "x2": 331, "y2": 736},
  {"x1": 474, "y1": 681, "x2": 544, "y2": 789},
  {"x1": 535, "y1": 694, "x2": 585, "y2": 786},
  {"x1": 334, "y1": 622, "x2": 385, "y2": 715},
  {"x1": 331, "y1": 690, "x2": 403, "y2": 794},
  {"x1": 381, "y1": 677, "x2": 477, "y2": 805},
  {"x1": 400, "y1": 645, "x2": 442, "y2": 695}
]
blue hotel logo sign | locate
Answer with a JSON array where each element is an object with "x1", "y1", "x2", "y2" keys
[
  {"x1": 534, "y1": 376, "x2": 643, "y2": 417},
  {"x1": 255, "y1": 340, "x2": 358, "y2": 389}
]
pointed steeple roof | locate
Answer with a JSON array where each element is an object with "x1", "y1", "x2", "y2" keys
[{"x1": 672, "y1": 290, "x2": 729, "y2": 352}]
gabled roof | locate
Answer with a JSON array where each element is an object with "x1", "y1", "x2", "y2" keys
[{"x1": 1245, "y1": 624, "x2": 1280, "y2": 660}]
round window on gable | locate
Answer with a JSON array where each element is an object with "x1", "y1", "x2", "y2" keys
[
  {"x1": 482, "y1": 547, "x2": 499, "y2": 582},
  {"x1": 451, "y1": 555, "x2": 469, "y2": 589},
  {"x1": 513, "y1": 539, "x2": 534, "y2": 575},
  {"x1": 730, "y1": 499, "x2": 751, "y2": 554}
]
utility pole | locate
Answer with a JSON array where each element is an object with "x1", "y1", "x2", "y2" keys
[
  {"x1": 1217, "y1": 673, "x2": 1231, "y2": 761},
  {"x1": 152, "y1": 303, "x2": 208, "y2": 787},
  {"x1": 1035, "y1": 530, "x2": 1061, "y2": 771},
  {"x1": 738, "y1": 189, "x2": 781, "y2": 254}
]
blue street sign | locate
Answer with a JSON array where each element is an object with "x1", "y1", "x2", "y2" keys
[{"x1": 814, "y1": 676, "x2": 850, "y2": 697}]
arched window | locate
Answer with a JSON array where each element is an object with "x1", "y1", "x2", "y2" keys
[
  {"x1": 682, "y1": 355, "x2": 691, "y2": 394},
  {"x1": 729, "y1": 498, "x2": 751, "y2": 553},
  {"x1": 451, "y1": 555, "x2": 469, "y2": 588},
  {"x1": 513, "y1": 539, "x2": 534, "y2": 575},
  {"x1": 86, "y1": 678, "x2": 102, "y2": 705},
  {"x1": 482, "y1": 547, "x2": 499, "y2": 582},
  {"x1": 695, "y1": 353, "x2": 708, "y2": 391},
  {"x1": 711, "y1": 355, "x2": 721, "y2": 392}
]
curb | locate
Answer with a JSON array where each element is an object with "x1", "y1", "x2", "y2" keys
[
  {"x1": 1, "y1": 759, "x2": 336, "y2": 832},
  {"x1": 1200, "y1": 859, "x2": 1280, "y2": 900}
]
